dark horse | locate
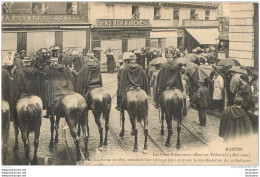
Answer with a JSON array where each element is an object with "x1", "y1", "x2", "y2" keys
[
  {"x1": 2, "y1": 100, "x2": 10, "y2": 164},
  {"x1": 49, "y1": 93, "x2": 89, "y2": 162},
  {"x1": 13, "y1": 95, "x2": 42, "y2": 165},
  {"x1": 86, "y1": 87, "x2": 111, "y2": 150},
  {"x1": 160, "y1": 88, "x2": 183, "y2": 148},
  {"x1": 120, "y1": 88, "x2": 148, "y2": 153}
]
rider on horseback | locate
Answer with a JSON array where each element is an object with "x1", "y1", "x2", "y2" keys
[
  {"x1": 76, "y1": 55, "x2": 102, "y2": 108},
  {"x1": 116, "y1": 54, "x2": 150, "y2": 111},
  {"x1": 154, "y1": 53, "x2": 183, "y2": 108}
]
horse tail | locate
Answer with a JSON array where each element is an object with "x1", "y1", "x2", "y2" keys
[
  {"x1": 136, "y1": 91, "x2": 148, "y2": 123},
  {"x1": 25, "y1": 103, "x2": 42, "y2": 130},
  {"x1": 172, "y1": 90, "x2": 183, "y2": 121},
  {"x1": 102, "y1": 93, "x2": 111, "y2": 119}
]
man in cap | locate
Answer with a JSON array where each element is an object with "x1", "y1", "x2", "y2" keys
[
  {"x1": 219, "y1": 95, "x2": 253, "y2": 141},
  {"x1": 213, "y1": 69, "x2": 224, "y2": 112},
  {"x1": 191, "y1": 80, "x2": 210, "y2": 126},
  {"x1": 116, "y1": 54, "x2": 150, "y2": 110}
]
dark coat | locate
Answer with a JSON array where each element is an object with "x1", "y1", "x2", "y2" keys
[
  {"x1": 239, "y1": 83, "x2": 254, "y2": 112},
  {"x1": 192, "y1": 85, "x2": 210, "y2": 108},
  {"x1": 156, "y1": 61, "x2": 183, "y2": 97},
  {"x1": 107, "y1": 54, "x2": 116, "y2": 70},
  {"x1": 13, "y1": 67, "x2": 41, "y2": 103},
  {"x1": 76, "y1": 61, "x2": 102, "y2": 97},
  {"x1": 2, "y1": 68, "x2": 13, "y2": 103},
  {"x1": 118, "y1": 63, "x2": 150, "y2": 98},
  {"x1": 219, "y1": 105, "x2": 253, "y2": 140},
  {"x1": 47, "y1": 64, "x2": 77, "y2": 107}
]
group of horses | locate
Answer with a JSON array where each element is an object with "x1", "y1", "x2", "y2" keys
[{"x1": 2, "y1": 73, "x2": 184, "y2": 165}]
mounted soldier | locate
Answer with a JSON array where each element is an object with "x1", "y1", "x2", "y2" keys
[{"x1": 116, "y1": 54, "x2": 150, "y2": 111}]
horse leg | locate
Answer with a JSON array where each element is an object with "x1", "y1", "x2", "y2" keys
[
  {"x1": 55, "y1": 116, "x2": 60, "y2": 143},
  {"x1": 103, "y1": 111, "x2": 110, "y2": 146},
  {"x1": 70, "y1": 128, "x2": 81, "y2": 162},
  {"x1": 143, "y1": 116, "x2": 148, "y2": 154},
  {"x1": 21, "y1": 131, "x2": 30, "y2": 165},
  {"x1": 32, "y1": 129, "x2": 40, "y2": 165},
  {"x1": 81, "y1": 115, "x2": 89, "y2": 160},
  {"x1": 94, "y1": 112, "x2": 103, "y2": 149},
  {"x1": 176, "y1": 113, "x2": 182, "y2": 149},
  {"x1": 130, "y1": 116, "x2": 138, "y2": 152},
  {"x1": 49, "y1": 113, "x2": 55, "y2": 148},
  {"x1": 161, "y1": 111, "x2": 165, "y2": 135},
  {"x1": 13, "y1": 118, "x2": 19, "y2": 151},
  {"x1": 119, "y1": 109, "x2": 125, "y2": 137},
  {"x1": 165, "y1": 113, "x2": 173, "y2": 147}
]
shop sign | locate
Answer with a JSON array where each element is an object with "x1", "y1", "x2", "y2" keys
[
  {"x1": 183, "y1": 19, "x2": 219, "y2": 27},
  {"x1": 96, "y1": 19, "x2": 150, "y2": 27},
  {"x1": 218, "y1": 17, "x2": 229, "y2": 40},
  {"x1": 2, "y1": 14, "x2": 87, "y2": 24}
]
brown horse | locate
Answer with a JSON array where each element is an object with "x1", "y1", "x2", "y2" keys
[
  {"x1": 49, "y1": 93, "x2": 89, "y2": 162},
  {"x1": 2, "y1": 100, "x2": 10, "y2": 164},
  {"x1": 120, "y1": 88, "x2": 148, "y2": 153},
  {"x1": 86, "y1": 87, "x2": 111, "y2": 149},
  {"x1": 160, "y1": 88, "x2": 183, "y2": 148},
  {"x1": 13, "y1": 95, "x2": 42, "y2": 165}
]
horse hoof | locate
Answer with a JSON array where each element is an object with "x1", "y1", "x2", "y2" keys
[
  {"x1": 133, "y1": 148, "x2": 138, "y2": 152},
  {"x1": 160, "y1": 129, "x2": 164, "y2": 135},
  {"x1": 119, "y1": 131, "x2": 124, "y2": 137},
  {"x1": 54, "y1": 139, "x2": 58, "y2": 144},
  {"x1": 165, "y1": 141, "x2": 170, "y2": 147},
  {"x1": 176, "y1": 144, "x2": 181, "y2": 149},
  {"x1": 13, "y1": 145, "x2": 18, "y2": 152},
  {"x1": 142, "y1": 149, "x2": 148, "y2": 154},
  {"x1": 103, "y1": 141, "x2": 108, "y2": 146},
  {"x1": 49, "y1": 142, "x2": 53, "y2": 148}
]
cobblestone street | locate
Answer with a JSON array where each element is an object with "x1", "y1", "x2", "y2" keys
[{"x1": 3, "y1": 73, "x2": 228, "y2": 165}]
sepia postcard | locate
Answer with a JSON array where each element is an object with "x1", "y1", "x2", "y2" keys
[{"x1": 1, "y1": 2, "x2": 259, "y2": 175}]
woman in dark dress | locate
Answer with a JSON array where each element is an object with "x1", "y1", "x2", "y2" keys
[{"x1": 106, "y1": 49, "x2": 116, "y2": 73}]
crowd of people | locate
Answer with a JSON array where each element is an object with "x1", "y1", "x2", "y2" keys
[{"x1": 2, "y1": 44, "x2": 258, "y2": 142}]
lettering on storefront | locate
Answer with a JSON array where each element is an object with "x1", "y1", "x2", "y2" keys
[
  {"x1": 183, "y1": 19, "x2": 219, "y2": 27},
  {"x1": 96, "y1": 19, "x2": 150, "y2": 27},
  {"x1": 218, "y1": 17, "x2": 229, "y2": 40},
  {"x1": 2, "y1": 14, "x2": 86, "y2": 24}
]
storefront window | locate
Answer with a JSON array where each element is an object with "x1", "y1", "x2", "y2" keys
[
  {"x1": 190, "y1": 9, "x2": 196, "y2": 19},
  {"x1": 132, "y1": 6, "x2": 140, "y2": 19},
  {"x1": 154, "y1": 7, "x2": 161, "y2": 19},
  {"x1": 32, "y1": 2, "x2": 48, "y2": 14},
  {"x1": 67, "y1": 2, "x2": 78, "y2": 14},
  {"x1": 205, "y1": 10, "x2": 210, "y2": 20},
  {"x1": 173, "y1": 9, "x2": 179, "y2": 19}
]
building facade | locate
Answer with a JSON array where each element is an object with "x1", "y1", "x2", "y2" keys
[
  {"x1": 228, "y1": 2, "x2": 258, "y2": 67},
  {"x1": 2, "y1": 2, "x2": 220, "y2": 65},
  {"x1": 2, "y1": 2, "x2": 90, "y2": 59}
]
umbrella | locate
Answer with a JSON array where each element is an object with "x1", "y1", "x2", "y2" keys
[
  {"x1": 197, "y1": 55, "x2": 207, "y2": 64},
  {"x1": 229, "y1": 66, "x2": 251, "y2": 75},
  {"x1": 188, "y1": 65, "x2": 214, "y2": 83},
  {"x1": 150, "y1": 57, "x2": 167, "y2": 65},
  {"x1": 185, "y1": 54, "x2": 198, "y2": 62},
  {"x1": 218, "y1": 58, "x2": 241, "y2": 66},
  {"x1": 146, "y1": 47, "x2": 158, "y2": 53},
  {"x1": 248, "y1": 67, "x2": 258, "y2": 76},
  {"x1": 172, "y1": 57, "x2": 190, "y2": 67},
  {"x1": 118, "y1": 52, "x2": 134, "y2": 60},
  {"x1": 93, "y1": 47, "x2": 102, "y2": 51}
]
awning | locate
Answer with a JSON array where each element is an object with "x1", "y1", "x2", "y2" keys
[{"x1": 186, "y1": 28, "x2": 219, "y2": 45}]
